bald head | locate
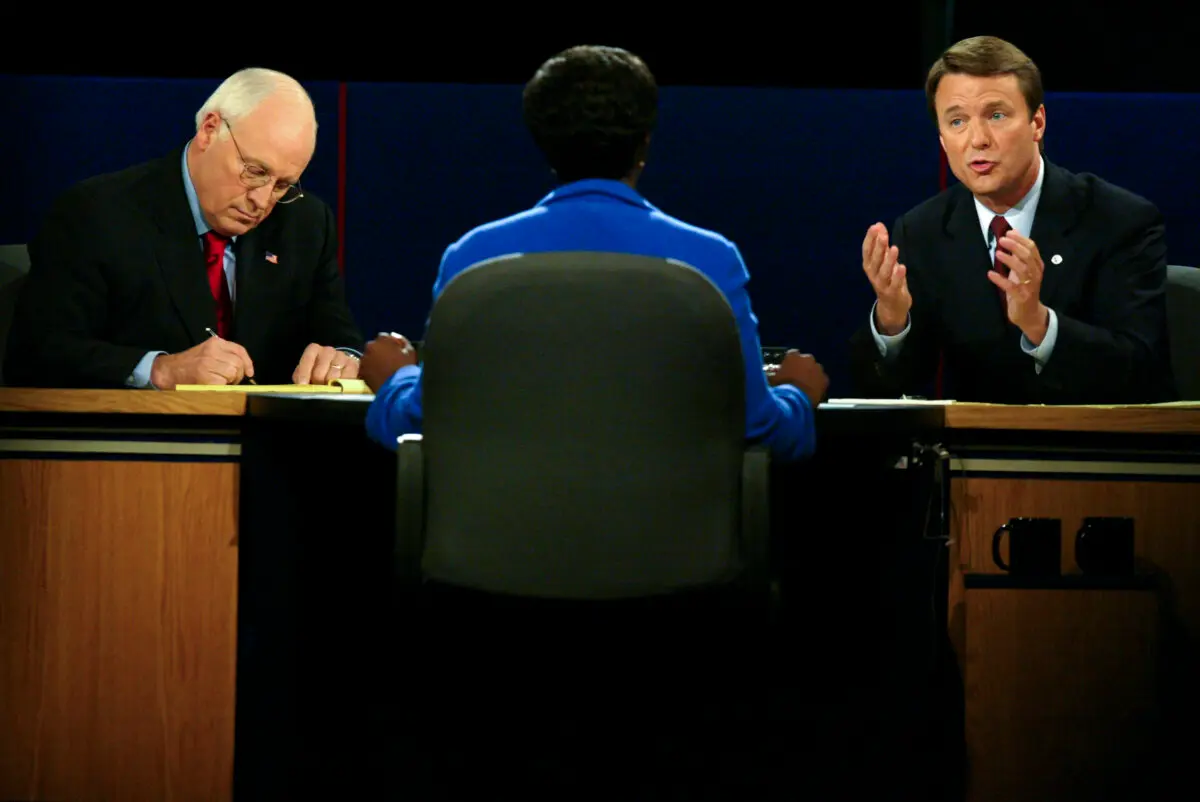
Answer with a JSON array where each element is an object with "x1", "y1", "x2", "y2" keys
[{"x1": 187, "y1": 68, "x2": 317, "y2": 237}]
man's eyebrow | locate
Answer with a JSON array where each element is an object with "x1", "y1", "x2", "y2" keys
[{"x1": 246, "y1": 154, "x2": 299, "y2": 184}]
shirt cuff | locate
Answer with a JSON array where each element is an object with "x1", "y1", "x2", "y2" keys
[
  {"x1": 869, "y1": 301, "x2": 911, "y2": 358},
  {"x1": 1020, "y1": 307, "x2": 1058, "y2": 374},
  {"x1": 126, "y1": 351, "x2": 167, "y2": 389}
]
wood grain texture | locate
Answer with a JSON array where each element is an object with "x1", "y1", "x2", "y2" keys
[
  {"x1": 964, "y1": 588, "x2": 1160, "y2": 802},
  {"x1": 0, "y1": 459, "x2": 238, "y2": 802},
  {"x1": 949, "y1": 477, "x2": 1199, "y2": 802},
  {"x1": 0, "y1": 389, "x2": 247, "y2": 416},
  {"x1": 945, "y1": 403, "x2": 1200, "y2": 434},
  {"x1": 948, "y1": 478, "x2": 1200, "y2": 652}
]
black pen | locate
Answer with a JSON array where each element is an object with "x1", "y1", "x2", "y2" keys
[{"x1": 206, "y1": 327, "x2": 256, "y2": 384}]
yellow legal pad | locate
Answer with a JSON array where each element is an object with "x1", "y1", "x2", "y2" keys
[{"x1": 174, "y1": 378, "x2": 372, "y2": 394}]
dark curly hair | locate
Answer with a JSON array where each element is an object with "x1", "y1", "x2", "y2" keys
[{"x1": 523, "y1": 45, "x2": 658, "y2": 183}]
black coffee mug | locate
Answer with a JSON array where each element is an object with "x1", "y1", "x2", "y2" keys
[
  {"x1": 1075, "y1": 517, "x2": 1136, "y2": 576},
  {"x1": 992, "y1": 517, "x2": 1062, "y2": 576}
]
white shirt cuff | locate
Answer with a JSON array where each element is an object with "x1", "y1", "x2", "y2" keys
[
  {"x1": 870, "y1": 301, "x2": 911, "y2": 359},
  {"x1": 1020, "y1": 308, "x2": 1058, "y2": 374}
]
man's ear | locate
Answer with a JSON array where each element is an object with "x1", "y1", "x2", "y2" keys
[
  {"x1": 1031, "y1": 103, "x2": 1046, "y2": 143},
  {"x1": 194, "y1": 111, "x2": 222, "y2": 151}
]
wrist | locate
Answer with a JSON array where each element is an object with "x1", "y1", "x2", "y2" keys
[
  {"x1": 149, "y1": 355, "x2": 171, "y2": 390},
  {"x1": 1021, "y1": 304, "x2": 1050, "y2": 346},
  {"x1": 874, "y1": 304, "x2": 908, "y2": 336}
]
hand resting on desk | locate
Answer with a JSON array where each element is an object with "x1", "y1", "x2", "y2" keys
[
  {"x1": 360, "y1": 332, "x2": 419, "y2": 392},
  {"x1": 292, "y1": 342, "x2": 360, "y2": 386},
  {"x1": 766, "y1": 350, "x2": 830, "y2": 406}
]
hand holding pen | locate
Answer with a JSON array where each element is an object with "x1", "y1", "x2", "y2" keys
[
  {"x1": 206, "y1": 328, "x2": 256, "y2": 384},
  {"x1": 146, "y1": 330, "x2": 257, "y2": 390}
]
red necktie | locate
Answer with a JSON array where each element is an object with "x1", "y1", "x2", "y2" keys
[
  {"x1": 202, "y1": 230, "x2": 233, "y2": 338},
  {"x1": 989, "y1": 215, "x2": 1012, "y2": 308}
]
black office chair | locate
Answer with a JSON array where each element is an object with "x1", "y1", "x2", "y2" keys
[
  {"x1": 1167, "y1": 265, "x2": 1200, "y2": 400},
  {"x1": 394, "y1": 250, "x2": 769, "y2": 600},
  {"x1": 0, "y1": 244, "x2": 30, "y2": 386},
  {"x1": 385, "y1": 252, "x2": 789, "y2": 800}
]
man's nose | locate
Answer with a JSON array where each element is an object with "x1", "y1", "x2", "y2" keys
[
  {"x1": 247, "y1": 183, "x2": 274, "y2": 209},
  {"x1": 968, "y1": 120, "x2": 992, "y2": 149}
]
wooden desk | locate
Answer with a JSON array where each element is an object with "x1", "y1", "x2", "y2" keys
[
  {"x1": 2, "y1": 394, "x2": 1196, "y2": 801},
  {"x1": 938, "y1": 403, "x2": 1200, "y2": 802},
  {"x1": 0, "y1": 390, "x2": 393, "y2": 802},
  {"x1": 0, "y1": 391, "x2": 245, "y2": 802}
]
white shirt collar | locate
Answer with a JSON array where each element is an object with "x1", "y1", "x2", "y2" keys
[{"x1": 973, "y1": 153, "x2": 1044, "y2": 246}]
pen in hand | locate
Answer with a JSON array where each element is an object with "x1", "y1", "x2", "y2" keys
[{"x1": 206, "y1": 327, "x2": 256, "y2": 384}]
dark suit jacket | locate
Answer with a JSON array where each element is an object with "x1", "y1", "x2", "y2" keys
[
  {"x1": 849, "y1": 160, "x2": 1176, "y2": 404},
  {"x1": 3, "y1": 148, "x2": 364, "y2": 387}
]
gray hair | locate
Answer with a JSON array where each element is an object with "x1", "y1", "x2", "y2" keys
[{"x1": 194, "y1": 67, "x2": 317, "y2": 138}]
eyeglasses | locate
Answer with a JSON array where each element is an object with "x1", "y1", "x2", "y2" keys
[{"x1": 222, "y1": 117, "x2": 304, "y2": 204}]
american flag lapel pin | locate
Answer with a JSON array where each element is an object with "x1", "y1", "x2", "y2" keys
[{"x1": 265, "y1": 251, "x2": 278, "y2": 264}]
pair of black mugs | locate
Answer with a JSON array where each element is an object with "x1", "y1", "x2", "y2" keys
[{"x1": 992, "y1": 516, "x2": 1135, "y2": 577}]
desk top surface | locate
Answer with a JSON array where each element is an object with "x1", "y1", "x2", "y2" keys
[{"x1": 1, "y1": 389, "x2": 1198, "y2": 435}]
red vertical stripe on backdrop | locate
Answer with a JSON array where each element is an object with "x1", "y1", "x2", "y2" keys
[
  {"x1": 934, "y1": 147, "x2": 948, "y2": 399},
  {"x1": 337, "y1": 82, "x2": 348, "y2": 275}
]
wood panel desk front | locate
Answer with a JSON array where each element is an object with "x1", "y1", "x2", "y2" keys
[
  {"x1": 938, "y1": 402, "x2": 1200, "y2": 802},
  {"x1": 0, "y1": 389, "x2": 395, "y2": 802}
]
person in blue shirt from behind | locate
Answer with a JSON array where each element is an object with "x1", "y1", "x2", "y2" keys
[{"x1": 359, "y1": 44, "x2": 828, "y2": 463}]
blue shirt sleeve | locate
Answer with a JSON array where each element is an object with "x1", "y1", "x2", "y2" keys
[
  {"x1": 365, "y1": 364, "x2": 423, "y2": 450},
  {"x1": 126, "y1": 350, "x2": 166, "y2": 389},
  {"x1": 363, "y1": 242, "x2": 464, "y2": 450},
  {"x1": 719, "y1": 242, "x2": 816, "y2": 463}
]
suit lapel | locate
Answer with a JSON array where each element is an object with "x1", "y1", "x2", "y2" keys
[
  {"x1": 233, "y1": 226, "x2": 265, "y2": 343},
  {"x1": 137, "y1": 151, "x2": 216, "y2": 346},
  {"x1": 1029, "y1": 160, "x2": 1083, "y2": 309},
  {"x1": 942, "y1": 189, "x2": 1010, "y2": 331}
]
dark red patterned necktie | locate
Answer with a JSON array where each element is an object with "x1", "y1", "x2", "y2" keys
[
  {"x1": 989, "y1": 215, "x2": 1012, "y2": 308},
  {"x1": 202, "y1": 230, "x2": 233, "y2": 338}
]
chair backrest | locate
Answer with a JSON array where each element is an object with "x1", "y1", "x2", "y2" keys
[
  {"x1": 418, "y1": 251, "x2": 747, "y2": 599},
  {"x1": 0, "y1": 244, "x2": 30, "y2": 386},
  {"x1": 1166, "y1": 265, "x2": 1200, "y2": 400}
]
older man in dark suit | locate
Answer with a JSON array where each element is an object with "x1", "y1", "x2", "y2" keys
[
  {"x1": 4, "y1": 67, "x2": 363, "y2": 389},
  {"x1": 849, "y1": 36, "x2": 1175, "y2": 404}
]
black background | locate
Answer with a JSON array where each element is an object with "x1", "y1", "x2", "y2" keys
[{"x1": 3, "y1": 3, "x2": 1191, "y2": 92}]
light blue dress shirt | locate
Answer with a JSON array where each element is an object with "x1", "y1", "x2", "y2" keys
[
  {"x1": 870, "y1": 155, "x2": 1058, "y2": 375},
  {"x1": 125, "y1": 145, "x2": 237, "y2": 388}
]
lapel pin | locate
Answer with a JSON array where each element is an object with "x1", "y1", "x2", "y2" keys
[
  {"x1": 1050, "y1": 254, "x2": 1063, "y2": 265},
  {"x1": 265, "y1": 251, "x2": 279, "y2": 264}
]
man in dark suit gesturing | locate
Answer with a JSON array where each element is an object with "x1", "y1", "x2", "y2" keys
[
  {"x1": 4, "y1": 68, "x2": 364, "y2": 389},
  {"x1": 849, "y1": 36, "x2": 1175, "y2": 405}
]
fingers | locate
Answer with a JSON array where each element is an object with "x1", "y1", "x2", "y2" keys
[
  {"x1": 876, "y1": 245, "x2": 899, "y2": 288},
  {"x1": 219, "y1": 341, "x2": 255, "y2": 380},
  {"x1": 383, "y1": 331, "x2": 414, "y2": 354},
  {"x1": 201, "y1": 355, "x2": 243, "y2": 385},
  {"x1": 292, "y1": 342, "x2": 322, "y2": 384},
  {"x1": 995, "y1": 250, "x2": 1035, "y2": 287},
  {"x1": 861, "y1": 224, "x2": 883, "y2": 263},
  {"x1": 862, "y1": 225, "x2": 888, "y2": 281},
  {"x1": 1001, "y1": 231, "x2": 1038, "y2": 255},
  {"x1": 200, "y1": 336, "x2": 255, "y2": 380},
  {"x1": 337, "y1": 358, "x2": 360, "y2": 380},
  {"x1": 308, "y1": 347, "x2": 340, "y2": 385},
  {"x1": 997, "y1": 241, "x2": 1042, "y2": 283},
  {"x1": 887, "y1": 262, "x2": 907, "y2": 293}
]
